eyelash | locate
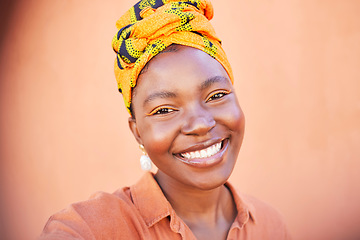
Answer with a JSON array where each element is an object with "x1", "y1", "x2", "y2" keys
[
  {"x1": 148, "y1": 107, "x2": 177, "y2": 116},
  {"x1": 206, "y1": 90, "x2": 231, "y2": 102},
  {"x1": 147, "y1": 90, "x2": 231, "y2": 116}
]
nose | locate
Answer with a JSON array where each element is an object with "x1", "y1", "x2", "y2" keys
[{"x1": 181, "y1": 105, "x2": 216, "y2": 136}]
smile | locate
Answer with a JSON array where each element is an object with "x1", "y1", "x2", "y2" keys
[
  {"x1": 175, "y1": 139, "x2": 228, "y2": 168},
  {"x1": 180, "y1": 142, "x2": 222, "y2": 159}
]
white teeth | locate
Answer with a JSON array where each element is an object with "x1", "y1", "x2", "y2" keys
[
  {"x1": 200, "y1": 150, "x2": 207, "y2": 158},
  {"x1": 180, "y1": 142, "x2": 222, "y2": 159}
]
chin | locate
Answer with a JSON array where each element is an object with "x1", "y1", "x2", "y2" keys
[{"x1": 186, "y1": 162, "x2": 236, "y2": 191}]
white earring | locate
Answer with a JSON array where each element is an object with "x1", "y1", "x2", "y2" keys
[{"x1": 139, "y1": 144, "x2": 152, "y2": 171}]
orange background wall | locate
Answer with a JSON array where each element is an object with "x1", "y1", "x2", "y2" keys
[{"x1": 1, "y1": 1, "x2": 359, "y2": 239}]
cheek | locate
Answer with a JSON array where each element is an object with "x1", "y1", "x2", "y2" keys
[
  {"x1": 138, "y1": 119, "x2": 180, "y2": 157},
  {"x1": 231, "y1": 104, "x2": 245, "y2": 133},
  {"x1": 217, "y1": 99, "x2": 245, "y2": 134}
]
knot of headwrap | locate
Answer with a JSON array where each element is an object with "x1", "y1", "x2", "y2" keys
[{"x1": 112, "y1": 0, "x2": 233, "y2": 114}]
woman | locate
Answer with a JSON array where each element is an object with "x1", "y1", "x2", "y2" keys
[{"x1": 40, "y1": 0, "x2": 291, "y2": 239}]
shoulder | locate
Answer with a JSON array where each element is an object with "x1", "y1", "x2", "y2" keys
[
  {"x1": 226, "y1": 181, "x2": 288, "y2": 227},
  {"x1": 69, "y1": 187, "x2": 137, "y2": 221},
  {"x1": 226, "y1": 181, "x2": 292, "y2": 239},
  {"x1": 240, "y1": 193, "x2": 292, "y2": 239},
  {"x1": 39, "y1": 187, "x2": 146, "y2": 239},
  {"x1": 241, "y1": 193, "x2": 285, "y2": 223}
]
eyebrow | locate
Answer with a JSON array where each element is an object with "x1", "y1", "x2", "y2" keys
[
  {"x1": 143, "y1": 91, "x2": 177, "y2": 107},
  {"x1": 142, "y1": 75, "x2": 229, "y2": 107},
  {"x1": 200, "y1": 75, "x2": 229, "y2": 91}
]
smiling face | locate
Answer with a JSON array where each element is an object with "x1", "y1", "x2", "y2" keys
[{"x1": 129, "y1": 45, "x2": 245, "y2": 190}]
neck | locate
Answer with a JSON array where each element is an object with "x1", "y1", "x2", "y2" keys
[{"x1": 154, "y1": 170, "x2": 237, "y2": 227}]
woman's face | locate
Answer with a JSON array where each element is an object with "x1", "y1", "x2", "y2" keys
[{"x1": 129, "y1": 45, "x2": 245, "y2": 190}]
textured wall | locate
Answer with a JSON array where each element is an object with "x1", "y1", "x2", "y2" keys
[{"x1": 1, "y1": 0, "x2": 359, "y2": 239}]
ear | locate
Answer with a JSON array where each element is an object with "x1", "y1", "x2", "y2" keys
[{"x1": 128, "y1": 117, "x2": 143, "y2": 145}]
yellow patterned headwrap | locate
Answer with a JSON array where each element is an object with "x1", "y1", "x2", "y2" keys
[{"x1": 112, "y1": 0, "x2": 233, "y2": 114}]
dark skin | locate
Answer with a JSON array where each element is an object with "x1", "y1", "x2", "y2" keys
[{"x1": 128, "y1": 45, "x2": 245, "y2": 240}]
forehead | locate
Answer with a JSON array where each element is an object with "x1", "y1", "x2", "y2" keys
[{"x1": 134, "y1": 46, "x2": 230, "y2": 95}]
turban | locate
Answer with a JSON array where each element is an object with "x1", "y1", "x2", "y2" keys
[{"x1": 112, "y1": 0, "x2": 233, "y2": 114}]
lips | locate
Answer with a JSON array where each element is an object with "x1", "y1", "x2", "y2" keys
[
  {"x1": 174, "y1": 139, "x2": 228, "y2": 168},
  {"x1": 180, "y1": 142, "x2": 222, "y2": 159}
]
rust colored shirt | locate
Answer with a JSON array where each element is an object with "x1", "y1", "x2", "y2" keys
[{"x1": 39, "y1": 173, "x2": 291, "y2": 239}]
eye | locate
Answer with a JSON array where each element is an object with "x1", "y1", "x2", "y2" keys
[
  {"x1": 206, "y1": 90, "x2": 231, "y2": 102},
  {"x1": 148, "y1": 107, "x2": 177, "y2": 116}
]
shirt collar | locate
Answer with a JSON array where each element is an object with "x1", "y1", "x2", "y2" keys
[
  {"x1": 130, "y1": 172, "x2": 256, "y2": 229},
  {"x1": 130, "y1": 172, "x2": 174, "y2": 227},
  {"x1": 225, "y1": 181, "x2": 257, "y2": 227}
]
